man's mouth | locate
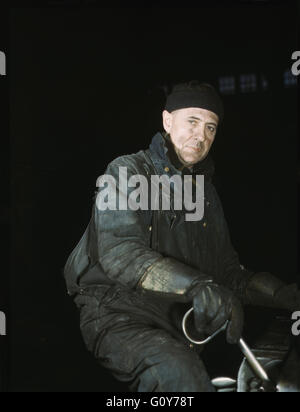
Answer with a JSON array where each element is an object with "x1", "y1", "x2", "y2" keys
[{"x1": 187, "y1": 146, "x2": 201, "y2": 152}]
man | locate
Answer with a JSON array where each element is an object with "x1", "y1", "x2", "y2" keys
[{"x1": 64, "y1": 81, "x2": 300, "y2": 392}]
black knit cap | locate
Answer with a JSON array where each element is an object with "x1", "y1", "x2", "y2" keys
[{"x1": 165, "y1": 80, "x2": 224, "y2": 122}]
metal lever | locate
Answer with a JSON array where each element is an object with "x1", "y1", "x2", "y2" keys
[
  {"x1": 238, "y1": 338, "x2": 270, "y2": 383},
  {"x1": 182, "y1": 307, "x2": 277, "y2": 390}
]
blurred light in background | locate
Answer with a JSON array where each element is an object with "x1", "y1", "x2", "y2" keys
[
  {"x1": 240, "y1": 74, "x2": 257, "y2": 93},
  {"x1": 219, "y1": 76, "x2": 236, "y2": 95}
]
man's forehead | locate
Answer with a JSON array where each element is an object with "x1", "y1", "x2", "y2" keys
[{"x1": 175, "y1": 107, "x2": 219, "y2": 123}]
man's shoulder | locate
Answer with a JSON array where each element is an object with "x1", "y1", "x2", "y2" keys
[{"x1": 106, "y1": 150, "x2": 149, "y2": 174}]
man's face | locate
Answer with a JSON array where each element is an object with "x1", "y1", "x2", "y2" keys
[{"x1": 162, "y1": 107, "x2": 219, "y2": 167}]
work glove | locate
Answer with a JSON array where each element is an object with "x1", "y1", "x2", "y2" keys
[
  {"x1": 188, "y1": 283, "x2": 244, "y2": 344},
  {"x1": 273, "y1": 283, "x2": 300, "y2": 311},
  {"x1": 138, "y1": 257, "x2": 244, "y2": 344},
  {"x1": 245, "y1": 272, "x2": 300, "y2": 311}
]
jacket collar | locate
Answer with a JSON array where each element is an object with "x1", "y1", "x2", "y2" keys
[{"x1": 148, "y1": 132, "x2": 215, "y2": 181}]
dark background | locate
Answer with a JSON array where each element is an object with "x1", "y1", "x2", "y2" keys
[
  {"x1": 0, "y1": 5, "x2": 9, "y2": 393},
  {"x1": 6, "y1": 1, "x2": 299, "y2": 391}
]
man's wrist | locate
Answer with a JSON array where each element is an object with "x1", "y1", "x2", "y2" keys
[
  {"x1": 138, "y1": 257, "x2": 213, "y2": 301},
  {"x1": 245, "y1": 272, "x2": 289, "y2": 309}
]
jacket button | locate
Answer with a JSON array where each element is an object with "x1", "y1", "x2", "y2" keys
[
  {"x1": 149, "y1": 226, "x2": 152, "y2": 231},
  {"x1": 203, "y1": 222, "x2": 207, "y2": 227},
  {"x1": 79, "y1": 288, "x2": 85, "y2": 295},
  {"x1": 164, "y1": 167, "x2": 170, "y2": 173}
]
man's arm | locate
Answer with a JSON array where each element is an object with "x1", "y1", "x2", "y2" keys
[
  {"x1": 95, "y1": 155, "x2": 207, "y2": 291},
  {"x1": 244, "y1": 272, "x2": 300, "y2": 311},
  {"x1": 213, "y1": 187, "x2": 300, "y2": 311}
]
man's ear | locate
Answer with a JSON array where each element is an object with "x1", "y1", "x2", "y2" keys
[{"x1": 162, "y1": 110, "x2": 173, "y2": 133}]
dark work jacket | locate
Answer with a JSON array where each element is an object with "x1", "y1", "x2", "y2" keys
[{"x1": 64, "y1": 132, "x2": 253, "y2": 304}]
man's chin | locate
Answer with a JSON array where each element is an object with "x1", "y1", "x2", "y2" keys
[{"x1": 181, "y1": 153, "x2": 207, "y2": 166}]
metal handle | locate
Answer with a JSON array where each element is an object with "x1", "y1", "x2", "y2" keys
[
  {"x1": 182, "y1": 307, "x2": 228, "y2": 345},
  {"x1": 182, "y1": 307, "x2": 275, "y2": 388}
]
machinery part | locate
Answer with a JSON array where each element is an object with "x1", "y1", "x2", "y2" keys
[
  {"x1": 182, "y1": 307, "x2": 277, "y2": 391},
  {"x1": 211, "y1": 377, "x2": 237, "y2": 392}
]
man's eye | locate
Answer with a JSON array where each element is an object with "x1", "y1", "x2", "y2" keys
[
  {"x1": 208, "y1": 126, "x2": 215, "y2": 133},
  {"x1": 189, "y1": 120, "x2": 197, "y2": 126}
]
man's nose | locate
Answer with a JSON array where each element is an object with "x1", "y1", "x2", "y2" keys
[{"x1": 195, "y1": 125, "x2": 206, "y2": 142}]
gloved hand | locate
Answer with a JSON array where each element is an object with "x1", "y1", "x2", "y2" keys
[
  {"x1": 189, "y1": 283, "x2": 244, "y2": 344},
  {"x1": 272, "y1": 283, "x2": 300, "y2": 311},
  {"x1": 245, "y1": 272, "x2": 300, "y2": 311},
  {"x1": 138, "y1": 257, "x2": 243, "y2": 343}
]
